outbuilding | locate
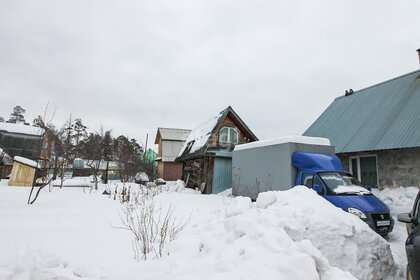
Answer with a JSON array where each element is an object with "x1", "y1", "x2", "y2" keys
[{"x1": 9, "y1": 156, "x2": 40, "y2": 187}]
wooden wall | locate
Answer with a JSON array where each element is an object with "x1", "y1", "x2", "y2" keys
[
  {"x1": 209, "y1": 113, "x2": 252, "y2": 148},
  {"x1": 8, "y1": 162, "x2": 36, "y2": 187}
]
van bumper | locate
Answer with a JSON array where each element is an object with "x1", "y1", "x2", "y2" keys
[{"x1": 363, "y1": 212, "x2": 394, "y2": 235}]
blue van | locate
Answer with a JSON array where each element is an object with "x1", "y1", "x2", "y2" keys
[{"x1": 293, "y1": 151, "x2": 393, "y2": 235}]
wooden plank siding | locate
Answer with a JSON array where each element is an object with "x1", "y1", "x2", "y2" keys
[
  {"x1": 209, "y1": 113, "x2": 252, "y2": 148},
  {"x1": 8, "y1": 162, "x2": 36, "y2": 187}
]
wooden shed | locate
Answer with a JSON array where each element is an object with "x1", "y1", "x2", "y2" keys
[{"x1": 9, "y1": 156, "x2": 40, "y2": 187}]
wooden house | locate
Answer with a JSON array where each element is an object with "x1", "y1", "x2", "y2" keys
[
  {"x1": 176, "y1": 106, "x2": 258, "y2": 194},
  {"x1": 0, "y1": 123, "x2": 52, "y2": 164},
  {"x1": 154, "y1": 128, "x2": 191, "y2": 181}
]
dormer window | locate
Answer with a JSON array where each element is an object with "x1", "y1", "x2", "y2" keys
[{"x1": 219, "y1": 126, "x2": 239, "y2": 144}]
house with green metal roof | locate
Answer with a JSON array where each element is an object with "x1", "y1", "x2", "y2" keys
[{"x1": 304, "y1": 69, "x2": 420, "y2": 189}]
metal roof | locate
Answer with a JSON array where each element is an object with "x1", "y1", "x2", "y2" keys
[
  {"x1": 303, "y1": 69, "x2": 420, "y2": 153},
  {"x1": 155, "y1": 128, "x2": 191, "y2": 143}
]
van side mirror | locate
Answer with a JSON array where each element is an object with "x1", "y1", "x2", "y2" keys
[
  {"x1": 312, "y1": 184, "x2": 320, "y2": 193},
  {"x1": 367, "y1": 186, "x2": 372, "y2": 192},
  {"x1": 398, "y1": 213, "x2": 413, "y2": 224}
]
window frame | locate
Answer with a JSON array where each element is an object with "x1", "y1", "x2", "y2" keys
[
  {"x1": 349, "y1": 154, "x2": 379, "y2": 187},
  {"x1": 301, "y1": 172, "x2": 325, "y2": 195},
  {"x1": 219, "y1": 126, "x2": 239, "y2": 144}
]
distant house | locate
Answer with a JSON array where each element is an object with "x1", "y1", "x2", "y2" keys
[
  {"x1": 141, "y1": 149, "x2": 158, "y2": 176},
  {"x1": 0, "y1": 123, "x2": 52, "y2": 163},
  {"x1": 176, "y1": 106, "x2": 258, "y2": 194},
  {"x1": 154, "y1": 128, "x2": 191, "y2": 181},
  {"x1": 304, "y1": 69, "x2": 420, "y2": 188},
  {"x1": 72, "y1": 159, "x2": 121, "y2": 179}
]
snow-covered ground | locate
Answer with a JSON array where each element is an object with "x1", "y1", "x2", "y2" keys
[
  {"x1": 373, "y1": 187, "x2": 419, "y2": 270},
  {"x1": 0, "y1": 179, "x2": 416, "y2": 280}
]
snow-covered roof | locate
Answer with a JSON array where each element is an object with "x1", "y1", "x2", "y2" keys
[
  {"x1": 177, "y1": 112, "x2": 222, "y2": 159},
  {"x1": 13, "y1": 156, "x2": 40, "y2": 168},
  {"x1": 155, "y1": 128, "x2": 191, "y2": 143},
  {"x1": 176, "y1": 106, "x2": 259, "y2": 161},
  {"x1": 234, "y1": 136, "x2": 331, "y2": 151},
  {"x1": 0, "y1": 123, "x2": 45, "y2": 136}
]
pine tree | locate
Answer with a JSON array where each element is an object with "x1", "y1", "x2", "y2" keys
[
  {"x1": 0, "y1": 116, "x2": 4, "y2": 122},
  {"x1": 102, "y1": 130, "x2": 113, "y2": 161},
  {"x1": 73, "y1": 118, "x2": 88, "y2": 158},
  {"x1": 8, "y1": 105, "x2": 26, "y2": 124},
  {"x1": 32, "y1": 115, "x2": 46, "y2": 129}
]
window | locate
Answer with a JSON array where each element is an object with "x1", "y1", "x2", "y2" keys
[
  {"x1": 219, "y1": 126, "x2": 239, "y2": 144},
  {"x1": 302, "y1": 173, "x2": 324, "y2": 195},
  {"x1": 349, "y1": 155, "x2": 378, "y2": 188}
]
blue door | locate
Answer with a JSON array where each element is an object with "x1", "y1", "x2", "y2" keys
[{"x1": 213, "y1": 157, "x2": 232, "y2": 194}]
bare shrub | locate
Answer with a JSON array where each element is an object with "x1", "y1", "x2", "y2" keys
[{"x1": 117, "y1": 196, "x2": 189, "y2": 261}]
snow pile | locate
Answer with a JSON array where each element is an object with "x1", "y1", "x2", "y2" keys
[
  {"x1": 373, "y1": 186, "x2": 419, "y2": 270},
  {"x1": 163, "y1": 186, "x2": 399, "y2": 280},
  {"x1": 13, "y1": 156, "x2": 40, "y2": 168},
  {"x1": 163, "y1": 180, "x2": 200, "y2": 194},
  {"x1": 178, "y1": 112, "x2": 222, "y2": 156},
  {"x1": 135, "y1": 172, "x2": 149, "y2": 182},
  {"x1": 253, "y1": 187, "x2": 400, "y2": 280},
  {"x1": 235, "y1": 135, "x2": 331, "y2": 151}
]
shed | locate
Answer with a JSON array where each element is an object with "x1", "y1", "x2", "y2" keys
[
  {"x1": 304, "y1": 69, "x2": 420, "y2": 188},
  {"x1": 9, "y1": 156, "x2": 40, "y2": 187},
  {"x1": 154, "y1": 128, "x2": 191, "y2": 180},
  {"x1": 176, "y1": 106, "x2": 258, "y2": 194}
]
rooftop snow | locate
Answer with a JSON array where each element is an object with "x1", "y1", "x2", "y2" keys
[
  {"x1": 234, "y1": 136, "x2": 331, "y2": 151},
  {"x1": 177, "y1": 112, "x2": 222, "y2": 156},
  {"x1": 0, "y1": 123, "x2": 44, "y2": 136},
  {"x1": 13, "y1": 156, "x2": 40, "y2": 168},
  {"x1": 156, "y1": 128, "x2": 191, "y2": 142}
]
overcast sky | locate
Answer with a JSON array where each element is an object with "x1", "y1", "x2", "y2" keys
[{"x1": 1, "y1": 0, "x2": 419, "y2": 150}]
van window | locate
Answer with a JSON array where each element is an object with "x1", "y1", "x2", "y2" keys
[{"x1": 302, "y1": 173, "x2": 324, "y2": 195}]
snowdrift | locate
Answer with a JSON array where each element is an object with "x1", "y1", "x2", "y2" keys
[{"x1": 164, "y1": 186, "x2": 400, "y2": 280}]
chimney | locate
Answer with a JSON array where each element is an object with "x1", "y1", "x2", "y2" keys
[{"x1": 417, "y1": 48, "x2": 420, "y2": 65}]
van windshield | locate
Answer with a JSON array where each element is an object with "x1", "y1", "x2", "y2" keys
[{"x1": 318, "y1": 172, "x2": 372, "y2": 196}]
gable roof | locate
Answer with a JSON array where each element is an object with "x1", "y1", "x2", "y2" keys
[
  {"x1": 176, "y1": 106, "x2": 258, "y2": 161},
  {"x1": 303, "y1": 69, "x2": 420, "y2": 153},
  {"x1": 154, "y1": 128, "x2": 191, "y2": 144}
]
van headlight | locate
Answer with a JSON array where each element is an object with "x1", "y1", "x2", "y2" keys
[{"x1": 348, "y1": 207, "x2": 366, "y2": 219}]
